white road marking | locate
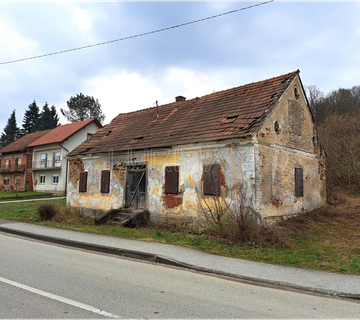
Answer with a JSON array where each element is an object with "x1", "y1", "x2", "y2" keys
[{"x1": 0, "y1": 276, "x2": 121, "y2": 318}]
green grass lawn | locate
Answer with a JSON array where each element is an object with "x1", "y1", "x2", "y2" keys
[
  {"x1": 0, "y1": 190, "x2": 55, "y2": 199},
  {"x1": 0, "y1": 198, "x2": 359, "y2": 275}
]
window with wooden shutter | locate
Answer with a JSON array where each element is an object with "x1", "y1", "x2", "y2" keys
[
  {"x1": 101, "y1": 170, "x2": 110, "y2": 193},
  {"x1": 165, "y1": 166, "x2": 179, "y2": 194},
  {"x1": 79, "y1": 172, "x2": 88, "y2": 193},
  {"x1": 295, "y1": 168, "x2": 304, "y2": 197},
  {"x1": 203, "y1": 164, "x2": 221, "y2": 196}
]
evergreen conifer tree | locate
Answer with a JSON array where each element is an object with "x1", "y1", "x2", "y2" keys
[
  {"x1": 35, "y1": 102, "x2": 60, "y2": 131},
  {"x1": 21, "y1": 100, "x2": 40, "y2": 135},
  {"x1": 0, "y1": 110, "x2": 20, "y2": 148}
]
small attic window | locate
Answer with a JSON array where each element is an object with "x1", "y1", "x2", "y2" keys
[
  {"x1": 134, "y1": 136, "x2": 144, "y2": 140},
  {"x1": 274, "y1": 120, "x2": 281, "y2": 135},
  {"x1": 226, "y1": 115, "x2": 239, "y2": 120},
  {"x1": 294, "y1": 86, "x2": 300, "y2": 100}
]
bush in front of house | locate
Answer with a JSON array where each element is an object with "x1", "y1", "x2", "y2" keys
[
  {"x1": 197, "y1": 182, "x2": 283, "y2": 248},
  {"x1": 38, "y1": 204, "x2": 59, "y2": 221}
]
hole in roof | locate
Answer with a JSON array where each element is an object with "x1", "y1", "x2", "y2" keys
[
  {"x1": 134, "y1": 137, "x2": 144, "y2": 140},
  {"x1": 226, "y1": 115, "x2": 239, "y2": 120},
  {"x1": 173, "y1": 106, "x2": 179, "y2": 110},
  {"x1": 105, "y1": 130, "x2": 112, "y2": 136},
  {"x1": 281, "y1": 77, "x2": 291, "y2": 84}
]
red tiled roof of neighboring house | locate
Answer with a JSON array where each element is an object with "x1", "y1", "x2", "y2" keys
[
  {"x1": 0, "y1": 130, "x2": 52, "y2": 154},
  {"x1": 68, "y1": 70, "x2": 301, "y2": 157},
  {"x1": 28, "y1": 118, "x2": 102, "y2": 147}
]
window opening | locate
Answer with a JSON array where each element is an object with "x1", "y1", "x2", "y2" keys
[
  {"x1": 53, "y1": 152, "x2": 61, "y2": 167},
  {"x1": 101, "y1": 170, "x2": 110, "y2": 193},
  {"x1": 295, "y1": 168, "x2": 304, "y2": 197},
  {"x1": 15, "y1": 175, "x2": 21, "y2": 185},
  {"x1": 79, "y1": 172, "x2": 88, "y2": 193},
  {"x1": 274, "y1": 120, "x2": 281, "y2": 135},
  {"x1": 40, "y1": 153, "x2": 48, "y2": 168},
  {"x1": 165, "y1": 166, "x2": 179, "y2": 194},
  {"x1": 52, "y1": 174, "x2": 59, "y2": 184},
  {"x1": 4, "y1": 176, "x2": 10, "y2": 185},
  {"x1": 203, "y1": 164, "x2": 221, "y2": 196}
]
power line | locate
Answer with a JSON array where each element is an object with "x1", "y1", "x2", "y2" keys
[{"x1": 0, "y1": 1, "x2": 274, "y2": 66}]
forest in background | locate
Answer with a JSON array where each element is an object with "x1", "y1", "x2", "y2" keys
[{"x1": 307, "y1": 85, "x2": 360, "y2": 193}]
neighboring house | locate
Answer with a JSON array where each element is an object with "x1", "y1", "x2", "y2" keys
[
  {"x1": 66, "y1": 70, "x2": 326, "y2": 222},
  {"x1": 0, "y1": 130, "x2": 51, "y2": 191},
  {"x1": 27, "y1": 119, "x2": 102, "y2": 195}
]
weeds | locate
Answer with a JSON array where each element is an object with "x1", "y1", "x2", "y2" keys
[{"x1": 197, "y1": 182, "x2": 283, "y2": 248}]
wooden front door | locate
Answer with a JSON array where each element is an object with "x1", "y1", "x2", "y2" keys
[{"x1": 125, "y1": 165, "x2": 147, "y2": 209}]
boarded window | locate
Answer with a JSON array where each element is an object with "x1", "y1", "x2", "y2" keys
[
  {"x1": 165, "y1": 166, "x2": 179, "y2": 194},
  {"x1": 79, "y1": 172, "x2": 88, "y2": 193},
  {"x1": 295, "y1": 168, "x2": 304, "y2": 197},
  {"x1": 203, "y1": 164, "x2": 221, "y2": 196},
  {"x1": 100, "y1": 170, "x2": 110, "y2": 193}
]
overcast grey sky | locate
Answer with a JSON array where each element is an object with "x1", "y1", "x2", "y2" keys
[{"x1": 1, "y1": 1, "x2": 359, "y2": 131}]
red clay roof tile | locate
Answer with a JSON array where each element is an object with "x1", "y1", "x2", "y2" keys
[
  {"x1": 28, "y1": 118, "x2": 101, "y2": 147},
  {"x1": 0, "y1": 130, "x2": 52, "y2": 154},
  {"x1": 68, "y1": 70, "x2": 300, "y2": 156}
]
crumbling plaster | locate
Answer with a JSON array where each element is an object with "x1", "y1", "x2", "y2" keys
[
  {"x1": 66, "y1": 141, "x2": 255, "y2": 218},
  {"x1": 254, "y1": 76, "x2": 326, "y2": 219}
]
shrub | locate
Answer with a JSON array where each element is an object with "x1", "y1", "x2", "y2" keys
[
  {"x1": 197, "y1": 182, "x2": 283, "y2": 247},
  {"x1": 38, "y1": 204, "x2": 59, "y2": 221}
]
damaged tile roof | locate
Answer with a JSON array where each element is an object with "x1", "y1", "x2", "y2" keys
[
  {"x1": 27, "y1": 118, "x2": 102, "y2": 147},
  {"x1": 0, "y1": 129, "x2": 52, "y2": 154},
  {"x1": 68, "y1": 70, "x2": 300, "y2": 156}
]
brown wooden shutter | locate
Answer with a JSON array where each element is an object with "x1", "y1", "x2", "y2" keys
[
  {"x1": 101, "y1": 170, "x2": 110, "y2": 193},
  {"x1": 79, "y1": 172, "x2": 88, "y2": 193},
  {"x1": 295, "y1": 168, "x2": 304, "y2": 197},
  {"x1": 203, "y1": 164, "x2": 220, "y2": 196},
  {"x1": 165, "y1": 166, "x2": 179, "y2": 194}
]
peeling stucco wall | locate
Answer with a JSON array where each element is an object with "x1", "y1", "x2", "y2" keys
[
  {"x1": 254, "y1": 77, "x2": 326, "y2": 220},
  {"x1": 66, "y1": 142, "x2": 255, "y2": 219}
]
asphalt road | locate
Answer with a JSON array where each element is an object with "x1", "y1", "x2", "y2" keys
[{"x1": 1, "y1": 232, "x2": 360, "y2": 319}]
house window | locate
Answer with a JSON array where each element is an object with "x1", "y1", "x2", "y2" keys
[
  {"x1": 14, "y1": 175, "x2": 21, "y2": 185},
  {"x1": 87, "y1": 133, "x2": 93, "y2": 140},
  {"x1": 15, "y1": 157, "x2": 22, "y2": 167},
  {"x1": 100, "y1": 170, "x2": 110, "y2": 193},
  {"x1": 53, "y1": 152, "x2": 61, "y2": 167},
  {"x1": 52, "y1": 174, "x2": 59, "y2": 185},
  {"x1": 5, "y1": 159, "x2": 11, "y2": 169},
  {"x1": 3, "y1": 175, "x2": 10, "y2": 185},
  {"x1": 40, "y1": 154, "x2": 48, "y2": 168},
  {"x1": 295, "y1": 168, "x2": 304, "y2": 197},
  {"x1": 39, "y1": 174, "x2": 46, "y2": 184},
  {"x1": 203, "y1": 164, "x2": 221, "y2": 196},
  {"x1": 79, "y1": 172, "x2": 88, "y2": 193},
  {"x1": 165, "y1": 166, "x2": 179, "y2": 194}
]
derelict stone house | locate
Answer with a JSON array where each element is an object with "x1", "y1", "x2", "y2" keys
[{"x1": 66, "y1": 70, "x2": 326, "y2": 222}]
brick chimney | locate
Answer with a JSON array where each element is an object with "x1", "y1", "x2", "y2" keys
[{"x1": 175, "y1": 96, "x2": 186, "y2": 102}]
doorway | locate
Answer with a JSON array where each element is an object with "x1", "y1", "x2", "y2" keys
[{"x1": 125, "y1": 164, "x2": 147, "y2": 209}]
